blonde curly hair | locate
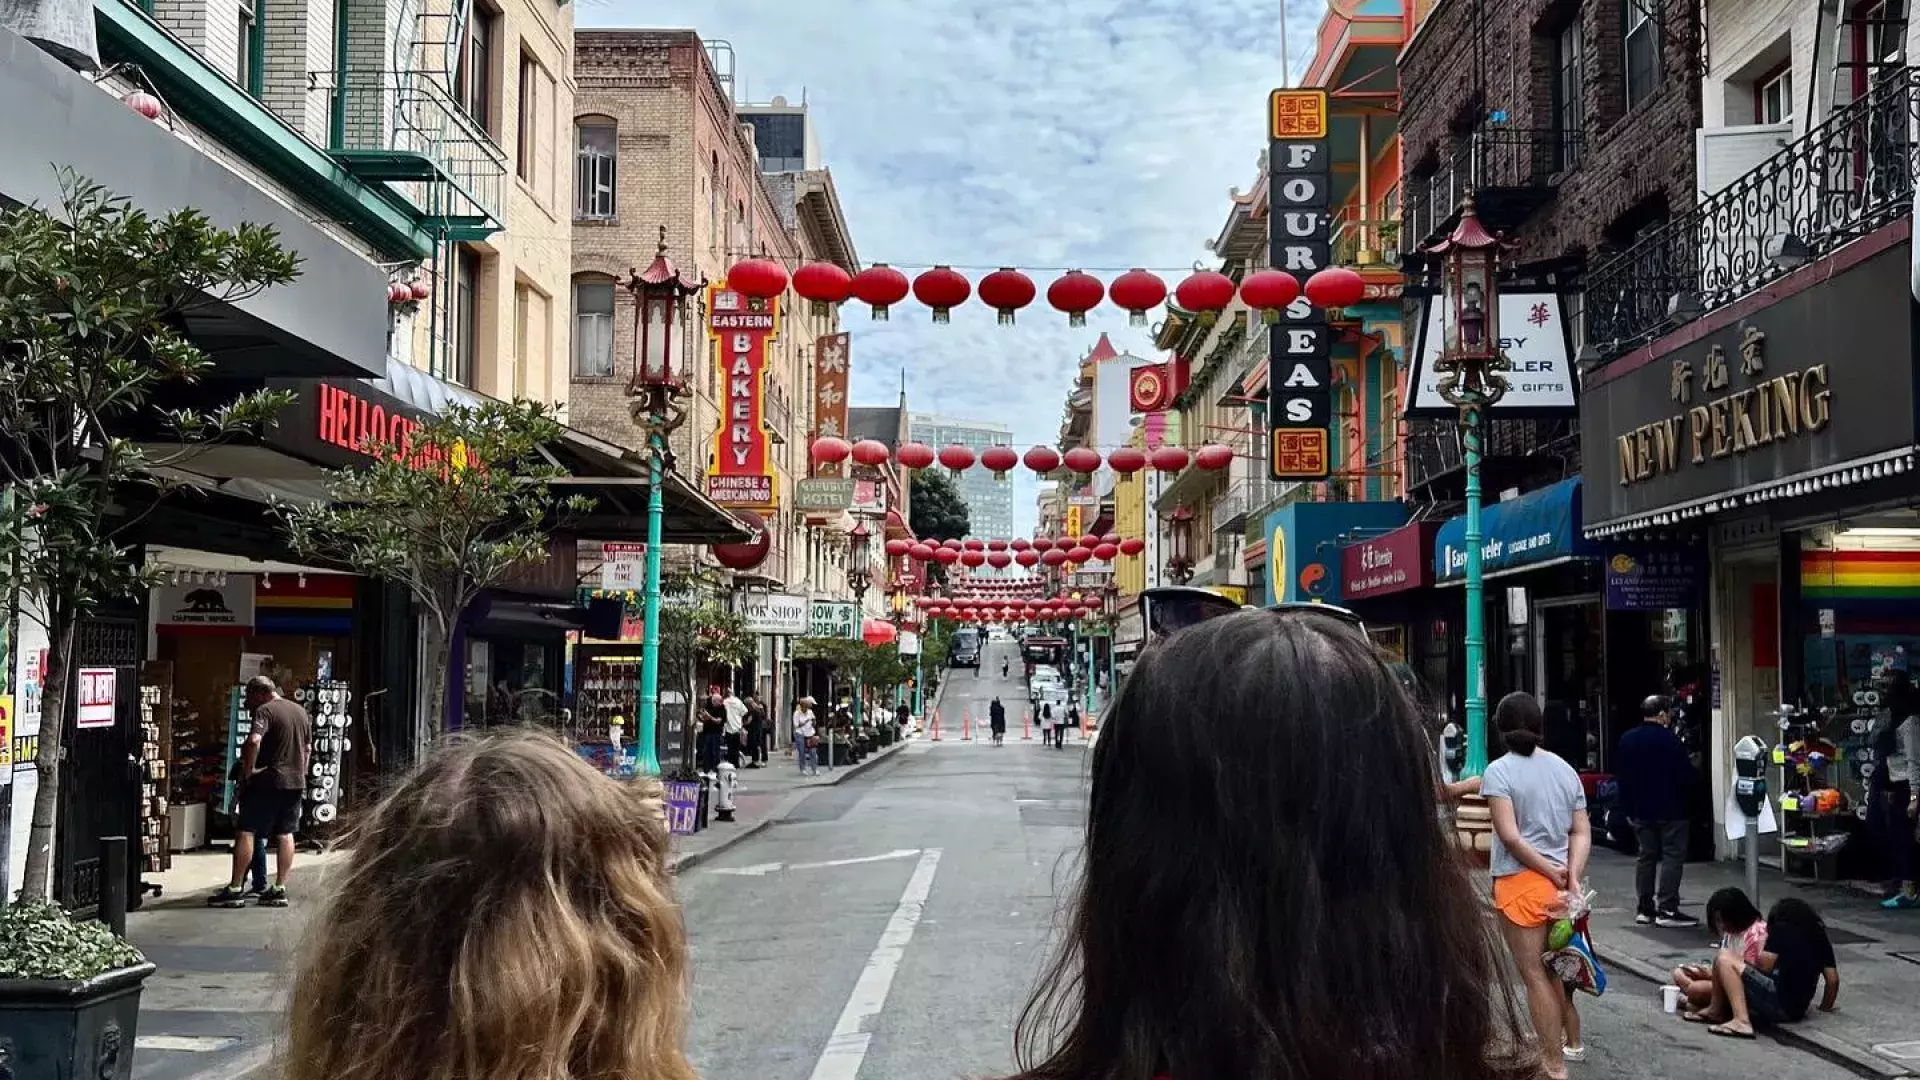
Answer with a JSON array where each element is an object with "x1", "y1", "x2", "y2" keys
[{"x1": 283, "y1": 730, "x2": 694, "y2": 1080}]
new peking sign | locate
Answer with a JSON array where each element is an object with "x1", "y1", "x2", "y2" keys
[
  {"x1": 706, "y1": 284, "x2": 779, "y2": 509},
  {"x1": 1266, "y1": 89, "x2": 1333, "y2": 480}
]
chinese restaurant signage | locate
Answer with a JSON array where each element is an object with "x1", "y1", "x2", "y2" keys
[
  {"x1": 812, "y1": 333, "x2": 850, "y2": 477},
  {"x1": 706, "y1": 285, "x2": 779, "y2": 509},
  {"x1": 1266, "y1": 88, "x2": 1332, "y2": 480},
  {"x1": 1341, "y1": 521, "x2": 1439, "y2": 601},
  {"x1": 1580, "y1": 243, "x2": 1916, "y2": 531}
]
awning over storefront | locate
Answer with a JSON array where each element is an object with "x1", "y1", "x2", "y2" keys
[
  {"x1": 1435, "y1": 476, "x2": 1595, "y2": 584},
  {"x1": 0, "y1": 26, "x2": 388, "y2": 379},
  {"x1": 1341, "y1": 520, "x2": 1441, "y2": 602}
]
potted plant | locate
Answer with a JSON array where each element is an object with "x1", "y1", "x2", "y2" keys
[{"x1": 0, "y1": 903, "x2": 156, "y2": 1080}]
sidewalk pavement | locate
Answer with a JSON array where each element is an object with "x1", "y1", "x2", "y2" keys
[
  {"x1": 125, "y1": 734, "x2": 915, "y2": 1080},
  {"x1": 1582, "y1": 846, "x2": 1920, "y2": 1077}
]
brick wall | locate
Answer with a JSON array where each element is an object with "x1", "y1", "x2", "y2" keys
[{"x1": 1399, "y1": 0, "x2": 1703, "y2": 267}]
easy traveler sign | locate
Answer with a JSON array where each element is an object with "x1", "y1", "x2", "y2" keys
[
  {"x1": 1435, "y1": 477, "x2": 1593, "y2": 582},
  {"x1": 1266, "y1": 88, "x2": 1333, "y2": 480},
  {"x1": 706, "y1": 285, "x2": 779, "y2": 509}
]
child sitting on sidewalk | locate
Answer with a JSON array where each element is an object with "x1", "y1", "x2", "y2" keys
[
  {"x1": 1675, "y1": 887, "x2": 1767, "y2": 1017},
  {"x1": 1688, "y1": 897, "x2": 1840, "y2": 1038}
]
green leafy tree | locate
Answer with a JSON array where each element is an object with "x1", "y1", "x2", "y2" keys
[
  {"x1": 0, "y1": 173, "x2": 298, "y2": 902},
  {"x1": 910, "y1": 469, "x2": 970, "y2": 541},
  {"x1": 280, "y1": 400, "x2": 590, "y2": 755}
]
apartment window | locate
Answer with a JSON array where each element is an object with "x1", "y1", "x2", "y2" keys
[
  {"x1": 236, "y1": 0, "x2": 260, "y2": 95},
  {"x1": 572, "y1": 277, "x2": 616, "y2": 378},
  {"x1": 1555, "y1": 21, "x2": 1585, "y2": 166},
  {"x1": 1756, "y1": 65, "x2": 1793, "y2": 124},
  {"x1": 707, "y1": 152, "x2": 720, "y2": 252},
  {"x1": 1624, "y1": 0, "x2": 1661, "y2": 109},
  {"x1": 575, "y1": 119, "x2": 617, "y2": 220},
  {"x1": 512, "y1": 284, "x2": 531, "y2": 398},
  {"x1": 453, "y1": 247, "x2": 481, "y2": 388},
  {"x1": 516, "y1": 52, "x2": 539, "y2": 182},
  {"x1": 455, "y1": 5, "x2": 497, "y2": 133}
]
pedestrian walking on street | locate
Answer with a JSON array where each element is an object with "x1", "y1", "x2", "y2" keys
[
  {"x1": 226, "y1": 755, "x2": 268, "y2": 899},
  {"x1": 209, "y1": 676, "x2": 310, "y2": 909},
  {"x1": 794, "y1": 696, "x2": 820, "y2": 776},
  {"x1": 1007, "y1": 609, "x2": 1535, "y2": 1080},
  {"x1": 1039, "y1": 701, "x2": 1055, "y2": 748},
  {"x1": 744, "y1": 692, "x2": 769, "y2": 767},
  {"x1": 1484, "y1": 691, "x2": 1591, "y2": 1079},
  {"x1": 989, "y1": 697, "x2": 1007, "y2": 746},
  {"x1": 697, "y1": 686, "x2": 726, "y2": 773},
  {"x1": 282, "y1": 731, "x2": 696, "y2": 1080},
  {"x1": 722, "y1": 688, "x2": 748, "y2": 767},
  {"x1": 1868, "y1": 671, "x2": 1920, "y2": 908},
  {"x1": 1616, "y1": 693, "x2": 1700, "y2": 927}
]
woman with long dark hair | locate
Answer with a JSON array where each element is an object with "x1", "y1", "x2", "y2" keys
[{"x1": 1008, "y1": 608, "x2": 1537, "y2": 1080}]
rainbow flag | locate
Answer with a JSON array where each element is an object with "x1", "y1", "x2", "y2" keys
[{"x1": 1801, "y1": 550, "x2": 1920, "y2": 601}]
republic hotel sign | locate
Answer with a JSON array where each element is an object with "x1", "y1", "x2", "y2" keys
[{"x1": 1266, "y1": 89, "x2": 1333, "y2": 480}]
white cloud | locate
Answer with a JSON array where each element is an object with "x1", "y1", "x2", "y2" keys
[{"x1": 584, "y1": 0, "x2": 1325, "y2": 532}]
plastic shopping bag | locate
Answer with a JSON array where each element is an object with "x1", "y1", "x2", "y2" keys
[{"x1": 1542, "y1": 891, "x2": 1607, "y2": 997}]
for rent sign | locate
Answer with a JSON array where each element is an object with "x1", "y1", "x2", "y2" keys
[{"x1": 706, "y1": 285, "x2": 779, "y2": 509}]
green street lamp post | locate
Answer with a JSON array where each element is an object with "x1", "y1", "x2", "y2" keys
[
  {"x1": 1427, "y1": 196, "x2": 1512, "y2": 778},
  {"x1": 623, "y1": 228, "x2": 703, "y2": 776}
]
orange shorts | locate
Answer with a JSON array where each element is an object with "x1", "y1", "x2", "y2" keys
[{"x1": 1492, "y1": 868, "x2": 1562, "y2": 928}]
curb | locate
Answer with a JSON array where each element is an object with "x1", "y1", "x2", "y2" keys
[
  {"x1": 666, "y1": 738, "x2": 913, "y2": 874},
  {"x1": 1591, "y1": 942, "x2": 1915, "y2": 1078}
]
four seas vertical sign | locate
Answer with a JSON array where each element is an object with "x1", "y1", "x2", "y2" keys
[{"x1": 1266, "y1": 89, "x2": 1334, "y2": 481}]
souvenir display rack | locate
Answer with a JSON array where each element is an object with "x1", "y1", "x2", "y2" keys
[{"x1": 294, "y1": 680, "x2": 351, "y2": 832}]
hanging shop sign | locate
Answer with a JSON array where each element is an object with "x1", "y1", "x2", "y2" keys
[
  {"x1": 1436, "y1": 477, "x2": 1594, "y2": 582},
  {"x1": 852, "y1": 479, "x2": 886, "y2": 516},
  {"x1": 1580, "y1": 243, "x2": 1915, "y2": 532},
  {"x1": 795, "y1": 477, "x2": 856, "y2": 512},
  {"x1": 813, "y1": 333, "x2": 851, "y2": 476},
  {"x1": 1266, "y1": 88, "x2": 1333, "y2": 480},
  {"x1": 1341, "y1": 521, "x2": 1440, "y2": 601},
  {"x1": 1264, "y1": 500, "x2": 1408, "y2": 605},
  {"x1": 736, "y1": 591, "x2": 809, "y2": 636},
  {"x1": 1405, "y1": 293, "x2": 1578, "y2": 418},
  {"x1": 153, "y1": 575, "x2": 256, "y2": 635},
  {"x1": 808, "y1": 600, "x2": 859, "y2": 640},
  {"x1": 1065, "y1": 504, "x2": 1085, "y2": 540},
  {"x1": 898, "y1": 631, "x2": 921, "y2": 657},
  {"x1": 1604, "y1": 548, "x2": 1707, "y2": 611},
  {"x1": 76, "y1": 668, "x2": 117, "y2": 730},
  {"x1": 706, "y1": 285, "x2": 779, "y2": 509}
]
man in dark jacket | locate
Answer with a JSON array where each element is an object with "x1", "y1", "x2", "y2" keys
[{"x1": 1617, "y1": 694, "x2": 1700, "y2": 927}]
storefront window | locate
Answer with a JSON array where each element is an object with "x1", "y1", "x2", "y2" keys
[
  {"x1": 1538, "y1": 599, "x2": 1604, "y2": 771},
  {"x1": 465, "y1": 637, "x2": 560, "y2": 728}
]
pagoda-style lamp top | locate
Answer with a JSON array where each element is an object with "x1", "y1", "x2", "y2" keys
[
  {"x1": 1427, "y1": 196, "x2": 1503, "y2": 365},
  {"x1": 626, "y1": 226, "x2": 707, "y2": 392}
]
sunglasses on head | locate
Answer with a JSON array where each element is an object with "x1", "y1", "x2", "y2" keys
[{"x1": 1140, "y1": 586, "x2": 1367, "y2": 640}]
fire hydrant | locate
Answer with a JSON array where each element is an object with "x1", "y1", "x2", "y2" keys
[{"x1": 713, "y1": 759, "x2": 739, "y2": 822}]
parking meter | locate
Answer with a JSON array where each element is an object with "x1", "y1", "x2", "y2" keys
[
  {"x1": 1733, "y1": 734, "x2": 1769, "y2": 817},
  {"x1": 1441, "y1": 719, "x2": 1466, "y2": 780}
]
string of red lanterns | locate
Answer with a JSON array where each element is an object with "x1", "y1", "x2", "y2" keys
[
  {"x1": 810, "y1": 438, "x2": 1234, "y2": 478},
  {"x1": 882, "y1": 534, "x2": 1148, "y2": 566},
  {"x1": 908, "y1": 594, "x2": 1109, "y2": 623},
  {"x1": 751, "y1": 260, "x2": 1369, "y2": 326}
]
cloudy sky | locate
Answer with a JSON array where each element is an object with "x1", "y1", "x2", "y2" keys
[{"x1": 589, "y1": 1, "x2": 1323, "y2": 531}]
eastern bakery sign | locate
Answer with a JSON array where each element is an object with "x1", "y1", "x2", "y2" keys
[
  {"x1": 706, "y1": 284, "x2": 779, "y2": 509},
  {"x1": 1580, "y1": 242, "x2": 1917, "y2": 531}
]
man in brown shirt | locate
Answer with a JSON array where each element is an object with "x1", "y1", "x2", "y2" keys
[{"x1": 210, "y1": 675, "x2": 310, "y2": 908}]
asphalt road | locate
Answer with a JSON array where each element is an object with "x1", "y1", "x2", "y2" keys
[{"x1": 679, "y1": 639, "x2": 1869, "y2": 1080}]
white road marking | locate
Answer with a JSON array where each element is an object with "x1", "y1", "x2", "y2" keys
[
  {"x1": 135, "y1": 1035, "x2": 243, "y2": 1052},
  {"x1": 709, "y1": 849, "x2": 923, "y2": 877},
  {"x1": 708, "y1": 861, "x2": 786, "y2": 877},
  {"x1": 806, "y1": 847, "x2": 943, "y2": 1080}
]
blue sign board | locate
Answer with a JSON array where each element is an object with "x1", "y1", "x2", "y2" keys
[
  {"x1": 1434, "y1": 477, "x2": 1594, "y2": 582},
  {"x1": 1262, "y1": 500, "x2": 1409, "y2": 605},
  {"x1": 1603, "y1": 547, "x2": 1706, "y2": 611}
]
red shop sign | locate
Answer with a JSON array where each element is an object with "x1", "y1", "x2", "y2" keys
[
  {"x1": 705, "y1": 285, "x2": 778, "y2": 508},
  {"x1": 1341, "y1": 521, "x2": 1439, "y2": 601}
]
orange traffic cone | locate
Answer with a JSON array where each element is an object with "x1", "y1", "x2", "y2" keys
[
  {"x1": 962, "y1": 709, "x2": 974, "y2": 741},
  {"x1": 930, "y1": 710, "x2": 942, "y2": 742},
  {"x1": 1022, "y1": 709, "x2": 1032, "y2": 740}
]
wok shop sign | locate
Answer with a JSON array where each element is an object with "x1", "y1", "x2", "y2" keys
[{"x1": 706, "y1": 285, "x2": 779, "y2": 509}]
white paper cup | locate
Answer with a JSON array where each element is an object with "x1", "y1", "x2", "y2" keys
[{"x1": 1661, "y1": 985, "x2": 1682, "y2": 1014}]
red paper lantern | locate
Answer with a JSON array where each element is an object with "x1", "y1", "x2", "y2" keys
[
  {"x1": 896, "y1": 441, "x2": 936, "y2": 471},
  {"x1": 884, "y1": 538, "x2": 910, "y2": 558},
  {"x1": 1046, "y1": 270, "x2": 1105, "y2": 326},
  {"x1": 1031, "y1": 537, "x2": 1055, "y2": 552},
  {"x1": 980, "y1": 445, "x2": 1020, "y2": 479},
  {"x1": 387, "y1": 281, "x2": 414, "y2": 305},
  {"x1": 910, "y1": 543, "x2": 935, "y2": 561},
  {"x1": 811, "y1": 436, "x2": 852, "y2": 466},
  {"x1": 1195, "y1": 444, "x2": 1233, "y2": 471},
  {"x1": 1063, "y1": 447, "x2": 1102, "y2": 476},
  {"x1": 937, "y1": 444, "x2": 977, "y2": 474},
  {"x1": 410, "y1": 278, "x2": 433, "y2": 302},
  {"x1": 862, "y1": 618, "x2": 898, "y2": 646},
  {"x1": 1015, "y1": 550, "x2": 1040, "y2": 567},
  {"x1": 1304, "y1": 266, "x2": 1367, "y2": 310},
  {"x1": 961, "y1": 551, "x2": 987, "y2": 568},
  {"x1": 1175, "y1": 269, "x2": 1236, "y2": 323},
  {"x1": 988, "y1": 552, "x2": 1012, "y2": 569},
  {"x1": 988, "y1": 539, "x2": 1008, "y2": 551},
  {"x1": 1109, "y1": 268, "x2": 1168, "y2": 327},
  {"x1": 912, "y1": 266, "x2": 971, "y2": 324},
  {"x1": 727, "y1": 258, "x2": 788, "y2": 301},
  {"x1": 1023, "y1": 446, "x2": 1062, "y2": 476},
  {"x1": 850, "y1": 263, "x2": 911, "y2": 320},
  {"x1": 1107, "y1": 447, "x2": 1146, "y2": 475},
  {"x1": 942, "y1": 539, "x2": 964, "y2": 550},
  {"x1": 793, "y1": 261, "x2": 853, "y2": 317},
  {"x1": 124, "y1": 91, "x2": 165, "y2": 120},
  {"x1": 1010, "y1": 537, "x2": 1031, "y2": 551},
  {"x1": 1041, "y1": 549, "x2": 1069, "y2": 566},
  {"x1": 1120, "y1": 537, "x2": 1146, "y2": 556},
  {"x1": 977, "y1": 268, "x2": 1036, "y2": 325},
  {"x1": 1150, "y1": 446, "x2": 1192, "y2": 472},
  {"x1": 851, "y1": 439, "x2": 891, "y2": 467},
  {"x1": 1077, "y1": 534, "x2": 1100, "y2": 549},
  {"x1": 1093, "y1": 543, "x2": 1120, "y2": 562},
  {"x1": 933, "y1": 547, "x2": 960, "y2": 565},
  {"x1": 1101, "y1": 532, "x2": 1121, "y2": 545},
  {"x1": 964, "y1": 538, "x2": 986, "y2": 551},
  {"x1": 1066, "y1": 546, "x2": 1093, "y2": 564},
  {"x1": 1240, "y1": 269, "x2": 1301, "y2": 323}
]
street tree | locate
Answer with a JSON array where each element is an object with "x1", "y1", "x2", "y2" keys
[
  {"x1": 909, "y1": 469, "x2": 970, "y2": 541},
  {"x1": 279, "y1": 400, "x2": 589, "y2": 757},
  {"x1": 0, "y1": 172, "x2": 299, "y2": 902},
  {"x1": 654, "y1": 575, "x2": 753, "y2": 772}
]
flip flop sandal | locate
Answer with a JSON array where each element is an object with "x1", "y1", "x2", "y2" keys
[
  {"x1": 1709, "y1": 1025, "x2": 1756, "y2": 1039},
  {"x1": 1681, "y1": 1011, "x2": 1716, "y2": 1024}
]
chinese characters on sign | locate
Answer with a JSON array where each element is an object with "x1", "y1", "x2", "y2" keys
[
  {"x1": 1604, "y1": 550, "x2": 1705, "y2": 611},
  {"x1": 1065, "y1": 504, "x2": 1084, "y2": 541},
  {"x1": 705, "y1": 285, "x2": 779, "y2": 508},
  {"x1": 809, "y1": 600, "x2": 859, "y2": 640},
  {"x1": 813, "y1": 332, "x2": 851, "y2": 477},
  {"x1": 1266, "y1": 88, "x2": 1332, "y2": 481},
  {"x1": 76, "y1": 667, "x2": 117, "y2": 729}
]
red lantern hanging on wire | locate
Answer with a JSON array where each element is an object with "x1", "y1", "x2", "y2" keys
[
  {"x1": 912, "y1": 266, "x2": 971, "y2": 324},
  {"x1": 1175, "y1": 269, "x2": 1236, "y2": 326},
  {"x1": 987, "y1": 538, "x2": 1008, "y2": 551},
  {"x1": 851, "y1": 439, "x2": 891, "y2": 467},
  {"x1": 1031, "y1": 536, "x2": 1055, "y2": 552},
  {"x1": 942, "y1": 538, "x2": 964, "y2": 551},
  {"x1": 1194, "y1": 444, "x2": 1233, "y2": 471},
  {"x1": 793, "y1": 261, "x2": 852, "y2": 317},
  {"x1": 1150, "y1": 446, "x2": 1192, "y2": 473},
  {"x1": 884, "y1": 538, "x2": 911, "y2": 558},
  {"x1": 1240, "y1": 269, "x2": 1302, "y2": 324},
  {"x1": 1109, "y1": 268, "x2": 1168, "y2": 327},
  {"x1": 896, "y1": 441, "x2": 936, "y2": 472},
  {"x1": 963, "y1": 538, "x2": 985, "y2": 551},
  {"x1": 1063, "y1": 447, "x2": 1102, "y2": 479},
  {"x1": 980, "y1": 445, "x2": 1019, "y2": 479},
  {"x1": 1065, "y1": 546, "x2": 1093, "y2": 564},
  {"x1": 1106, "y1": 447, "x2": 1146, "y2": 476},
  {"x1": 988, "y1": 551, "x2": 1012, "y2": 569},
  {"x1": 810, "y1": 436, "x2": 852, "y2": 467},
  {"x1": 1010, "y1": 537, "x2": 1032, "y2": 552},
  {"x1": 910, "y1": 542, "x2": 935, "y2": 562},
  {"x1": 1041, "y1": 549, "x2": 1069, "y2": 567},
  {"x1": 850, "y1": 263, "x2": 911, "y2": 320},
  {"x1": 1119, "y1": 537, "x2": 1146, "y2": 556},
  {"x1": 1304, "y1": 266, "x2": 1367, "y2": 310},
  {"x1": 1093, "y1": 543, "x2": 1120, "y2": 562},
  {"x1": 1100, "y1": 532, "x2": 1120, "y2": 545},
  {"x1": 978, "y1": 268, "x2": 1036, "y2": 325},
  {"x1": 726, "y1": 257, "x2": 788, "y2": 304},
  {"x1": 1023, "y1": 446, "x2": 1062, "y2": 477},
  {"x1": 933, "y1": 547, "x2": 960, "y2": 566},
  {"x1": 1046, "y1": 270, "x2": 1105, "y2": 327},
  {"x1": 937, "y1": 443, "x2": 976, "y2": 476},
  {"x1": 1076, "y1": 533, "x2": 1100, "y2": 550},
  {"x1": 961, "y1": 550, "x2": 987, "y2": 568}
]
